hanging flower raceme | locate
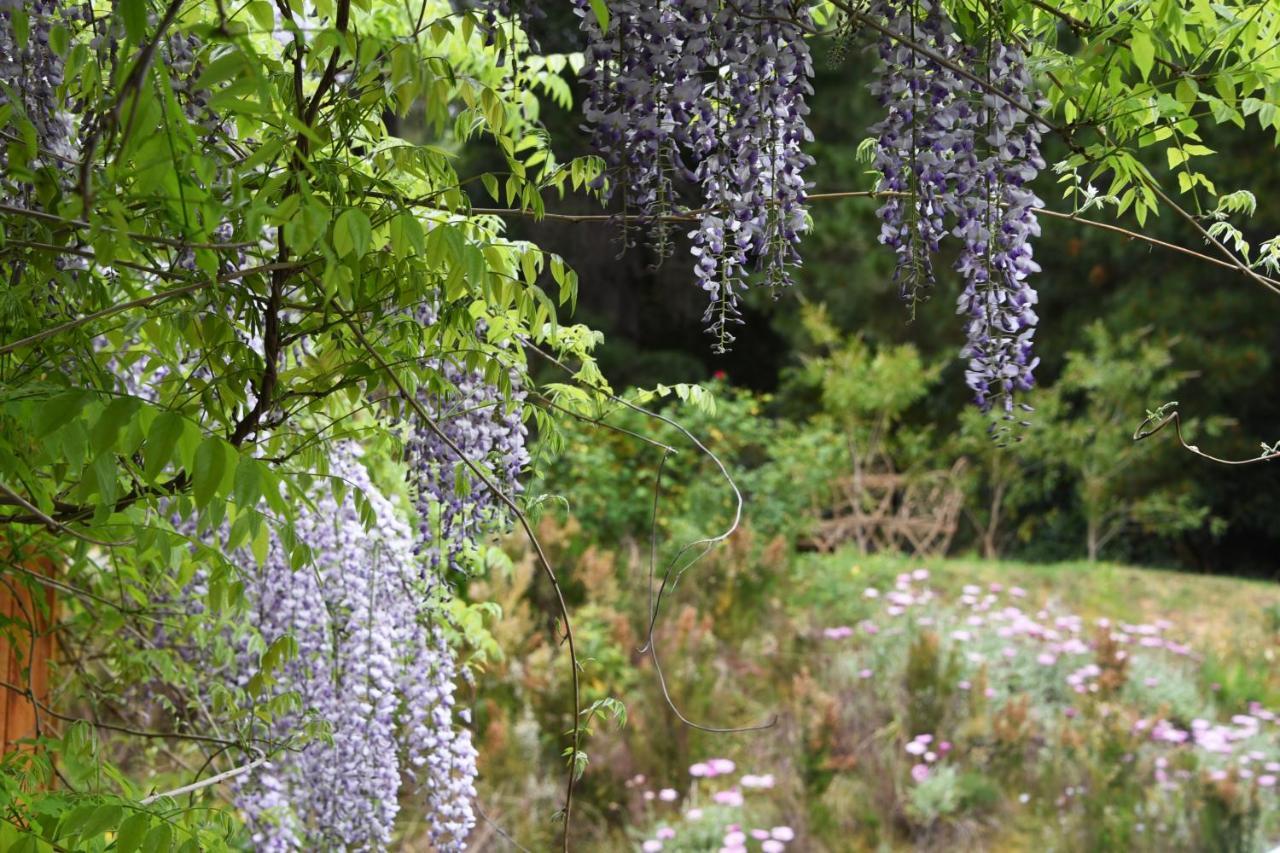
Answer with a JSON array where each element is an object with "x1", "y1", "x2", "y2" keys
[
  {"x1": 952, "y1": 39, "x2": 1045, "y2": 421},
  {"x1": 867, "y1": 3, "x2": 1046, "y2": 422},
  {"x1": 234, "y1": 442, "x2": 478, "y2": 851},
  {"x1": 0, "y1": 0, "x2": 77, "y2": 201},
  {"x1": 867, "y1": 0, "x2": 967, "y2": 312},
  {"x1": 691, "y1": 0, "x2": 815, "y2": 351},
  {"x1": 407, "y1": 356, "x2": 530, "y2": 574},
  {"x1": 572, "y1": 0, "x2": 815, "y2": 350},
  {"x1": 572, "y1": 0, "x2": 686, "y2": 225}
]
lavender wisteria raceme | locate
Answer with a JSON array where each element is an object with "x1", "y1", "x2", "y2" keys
[
  {"x1": 0, "y1": 0, "x2": 76, "y2": 201},
  {"x1": 572, "y1": 0, "x2": 814, "y2": 350},
  {"x1": 951, "y1": 39, "x2": 1045, "y2": 419},
  {"x1": 867, "y1": 4, "x2": 1046, "y2": 420},
  {"x1": 691, "y1": 0, "x2": 815, "y2": 351},
  {"x1": 234, "y1": 442, "x2": 478, "y2": 851},
  {"x1": 868, "y1": 0, "x2": 967, "y2": 312},
  {"x1": 408, "y1": 354, "x2": 529, "y2": 574}
]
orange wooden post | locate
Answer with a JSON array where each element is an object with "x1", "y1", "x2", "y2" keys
[{"x1": 0, "y1": 553, "x2": 58, "y2": 753}]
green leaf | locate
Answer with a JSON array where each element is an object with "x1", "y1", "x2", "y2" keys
[
  {"x1": 116, "y1": 813, "x2": 149, "y2": 853},
  {"x1": 246, "y1": 1, "x2": 276, "y2": 32},
  {"x1": 333, "y1": 208, "x2": 372, "y2": 259},
  {"x1": 92, "y1": 452, "x2": 118, "y2": 508},
  {"x1": 192, "y1": 437, "x2": 229, "y2": 509},
  {"x1": 7, "y1": 834, "x2": 40, "y2": 853},
  {"x1": 588, "y1": 0, "x2": 609, "y2": 32},
  {"x1": 233, "y1": 457, "x2": 263, "y2": 509},
  {"x1": 1132, "y1": 28, "x2": 1155, "y2": 81},
  {"x1": 389, "y1": 212, "x2": 423, "y2": 257},
  {"x1": 144, "y1": 412, "x2": 185, "y2": 483},
  {"x1": 141, "y1": 822, "x2": 172, "y2": 853},
  {"x1": 283, "y1": 200, "x2": 329, "y2": 255},
  {"x1": 77, "y1": 805, "x2": 121, "y2": 842},
  {"x1": 91, "y1": 397, "x2": 140, "y2": 455},
  {"x1": 121, "y1": 0, "x2": 147, "y2": 43},
  {"x1": 36, "y1": 390, "x2": 90, "y2": 435},
  {"x1": 193, "y1": 52, "x2": 247, "y2": 91}
]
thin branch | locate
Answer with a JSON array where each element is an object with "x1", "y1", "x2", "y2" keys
[
  {"x1": 0, "y1": 555, "x2": 155, "y2": 616},
  {"x1": 465, "y1": 191, "x2": 1280, "y2": 291},
  {"x1": 0, "y1": 678, "x2": 245, "y2": 747},
  {"x1": 523, "y1": 341, "x2": 775, "y2": 733},
  {"x1": 78, "y1": 0, "x2": 186, "y2": 212},
  {"x1": 0, "y1": 203, "x2": 260, "y2": 251},
  {"x1": 0, "y1": 481, "x2": 128, "y2": 547},
  {"x1": 832, "y1": 0, "x2": 1071, "y2": 140},
  {"x1": 1134, "y1": 405, "x2": 1280, "y2": 466},
  {"x1": 302, "y1": 0, "x2": 353, "y2": 128},
  {"x1": 139, "y1": 754, "x2": 268, "y2": 805}
]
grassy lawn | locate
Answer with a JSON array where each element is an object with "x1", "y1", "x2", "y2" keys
[
  {"x1": 797, "y1": 550, "x2": 1280, "y2": 662},
  {"x1": 475, "y1": 540, "x2": 1280, "y2": 850}
]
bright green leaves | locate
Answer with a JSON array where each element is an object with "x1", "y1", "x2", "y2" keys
[
  {"x1": 116, "y1": 812, "x2": 150, "y2": 853},
  {"x1": 119, "y1": 0, "x2": 147, "y2": 45},
  {"x1": 91, "y1": 397, "x2": 141, "y2": 456},
  {"x1": 245, "y1": 0, "x2": 276, "y2": 32},
  {"x1": 143, "y1": 412, "x2": 187, "y2": 484},
  {"x1": 1131, "y1": 25, "x2": 1156, "y2": 81},
  {"x1": 588, "y1": 0, "x2": 610, "y2": 32},
  {"x1": 333, "y1": 208, "x2": 372, "y2": 259},
  {"x1": 192, "y1": 437, "x2": 237, "y2": 511},
  {"x1": 278, "y1": 193, "x2": 330, "y2": 256},
  {"x1": 1243, "y1": 96, "x2": 1279, "y2": 132},
  {"x1": 233, "y1": 457, "x2": 265, "y2": 511},
  {"x1": 389, "y1": 212, "x2": 424, "y2": 257},
  {"x1": 1167, "y1": 142, "x2": 1215, "y2": 167}
]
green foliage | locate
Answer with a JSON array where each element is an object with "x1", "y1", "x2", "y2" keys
[
  {"x1": 0, "y1": 0, "x2": 611, "y2": 842},
  {"x1": 534, "y1": 379, "x2": 830, "y2": 549},
  {"x1": 1030, "y1": 322, "x2": 1223, "y2": 560}
]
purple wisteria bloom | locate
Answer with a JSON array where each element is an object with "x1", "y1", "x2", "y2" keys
[
  {"x1": 952, "y1": 40, "x2": 1046, "y2": 419},
  {"x1": 867, "y1": 5, "x2": 1046, "y2": 420},
  {"x1": 868, "y1": 0, "x2": 967, "y2": 312},
  {"x1": 572, "y1": 0, "x2": 814, "y2": 351},
  {"x1": 408, "y1": 352, "x2": 529, "y2": 575},
  {"x1": 234, "y1": 442, "x2": 478, "y2": 851}
]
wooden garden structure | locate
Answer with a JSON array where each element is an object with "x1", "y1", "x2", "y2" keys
[{"x1": 803, "y1": 459, "x2": 967, "y2": 557}]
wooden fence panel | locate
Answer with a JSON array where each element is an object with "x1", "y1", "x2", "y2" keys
[{"x1": 0, "y1": 554, "x2": 58, "y2": 753}]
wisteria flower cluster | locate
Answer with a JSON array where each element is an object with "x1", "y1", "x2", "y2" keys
[
  {"x1": 868, "y1": 4, "x2": 1047, "y2": 420},
  {"x1": 407, "y1": 352, "x2": 529, "y2": 574},
  {"x1": 233, "y1": 442, "x2": 478, "y2": 851},
  {"x1": 0, "y1": 0, "x2": 76, "y2": 202},
  {"x1": 868, "y1": 0, "x2": 967, "y2": 311},
  {"x1": 571, "y1": 0, "x2": 814, "y2": 351}
]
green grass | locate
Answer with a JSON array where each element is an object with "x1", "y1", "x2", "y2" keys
[
  {"x1": 796, "y1": 550, "x2": 1280, "y2": 659},
  {"x1": 790, "y1": 549, "x2": 1280, "y2": 724}
]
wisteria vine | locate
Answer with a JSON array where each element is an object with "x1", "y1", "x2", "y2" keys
[
  {"x1": 572, "y1": 0, "x2": 814, "y2": 351},
  {"x1": 80, "y1": 19, "x2": 528, "y2": 847},
  {"x1": 867, "y1": 2, "x2": 1047, "y2": 422},
  {"x1": 566, "y1": 0, "x2": 1048, "y2": 415},
  {"x1": 233, "y1": 442, "x2": 479, "y2": 852}
]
